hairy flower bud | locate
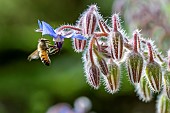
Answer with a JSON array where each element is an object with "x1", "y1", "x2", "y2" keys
[
  {"x1": 73, "y1": 38, "x2": 87, "y2": 52},
  {"x1": 110, "y1": 31, "x2": 124, "y2": 61},
  {"x1": 103, "y1": 60, "x2": 120, "y2": 94},
  {"x1": 135, "y1": 75, "x2": 153, "y2": 102},
  {"x1": 82, "y1": 5, "x2": 98, "y2": 37},
  {"x1": 87, "y1": 64, "x2": 100, "y2": 89},
  {"x1": 145, "y1": 42, "x2": 162, "y2": 92},
  {"x1": 156, "y1": 93, "x2": 170, "y2": 113},
  {"x1": 163, "y1": 70, "x2": 170, "y2": 99},
  {"x1": 98, "y1": 58, "x2": 109, "y2": 76},
  {"x1": 127, "y1": 52, "x2": 143, "y2": 84},
  {"x1": 93, "y1": 48, "x2": 109, "y2": 76},
  {"x1": 145, "y1": 61, "x2": 162, "y2": 92}
]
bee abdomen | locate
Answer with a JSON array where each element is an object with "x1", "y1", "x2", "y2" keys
[{"x1": 40, "y1": 54, "x2": 51, "y2": 66}]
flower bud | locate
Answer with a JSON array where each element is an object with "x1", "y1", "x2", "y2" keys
[
  {"x1": 87, "y1": 64, "x2": 100, "y2": 89},
  {"x1": 126, "y1": 52, "x2": 143, "y2": 84},
  {"x1": 82, "y1": 5, "x2": 98, "y2": 37},
  {"x1": 135, "y1": 75, "x2": 153, "y2": 102},
  {"x1": 103, "y1": 60, "x2": 120, "y2": 94},
  {"x1": 156, "y1": 93, "x2": 170, "y2": 113},
  {"x1": 110, "y1": 31, "x2": 124, "y2": 61},
  {"x1": 98, "y1": 58, "x2": 109, "y2": 76},
  {"x1": 163, "y1": 70, "x2": 170, "y2": 99},
  {"x1": 72, "y1": 38, "x2": 87, "y2": 52},
  {"x1": 93, "y1": 48, "x2": 109, "y2": 76},
  {"x1": 145, "y1": 61, "x2": 162, "y2": 92},
  {"x1": 145, "y1": 42, "x2": 162, "y2": 92}
]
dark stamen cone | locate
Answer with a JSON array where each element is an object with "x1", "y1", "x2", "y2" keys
[
  {"x1": 163, "y1": 70, "x2": 170, "y2": 100},
  {"x1": 103, "y1": 59, "x2": 120, "y2": 94},
  {"x1": 88, "y1": 64, "x2": 100, "y2": 89},
  {"x1": 127, "y1": 52, "x2": 143, "y2": 84},
  {"x1": 156, "y1": 93, "x2": 170, "y2": 113},
  {"x1": 135, "y1": 75, "x2": 153, "y2": 102}
]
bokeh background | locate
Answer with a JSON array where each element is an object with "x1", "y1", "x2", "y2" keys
[{"x1": 0, "y1": 0, "x2": 170, "y2": 113}]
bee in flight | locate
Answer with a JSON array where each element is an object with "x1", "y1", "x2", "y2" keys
[{"x1": 27, "y1": 38, "x2": 59, "y2": 66}]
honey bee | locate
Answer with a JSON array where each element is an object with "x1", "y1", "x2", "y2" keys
[{"x1": 28, "y1": 38, "x2": 59, "y2": 66}]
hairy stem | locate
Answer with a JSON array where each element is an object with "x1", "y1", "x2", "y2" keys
[{"x1": 57, "y1": 25, "x2": 82, "y2": 32}]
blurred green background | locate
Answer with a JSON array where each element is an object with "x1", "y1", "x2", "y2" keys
[{"x1": 1, "y1": 0, "x2": 170, "y2": 113}]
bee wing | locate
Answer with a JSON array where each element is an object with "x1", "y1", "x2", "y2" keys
[
  {"x1": 27, "y1": 50, "x2": 39, "y2": 61},
  {"x1": 48, "y1": 45, "x2": 59, "y2": 55}
]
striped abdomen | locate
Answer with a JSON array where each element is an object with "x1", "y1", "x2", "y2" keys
[{"x1": 39, "y1": 50, "x2": 51, "y2": 66}]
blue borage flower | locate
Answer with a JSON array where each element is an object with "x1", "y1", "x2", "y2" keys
[
  {"x1": 37, "y1": 20, "x2": 86, "y2": 40},
  {"x1": 36, "y1": 20, "x2": 87, "y2": 49}
]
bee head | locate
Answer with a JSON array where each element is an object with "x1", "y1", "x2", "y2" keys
[
  {"x1": 38, "y1": 38, "x2": 49, "y2": 43},
  {"x1": 38, "y1": 38, "x2": 50, "y2": 49}
]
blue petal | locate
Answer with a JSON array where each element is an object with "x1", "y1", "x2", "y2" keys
[
  {"x1": 60, "y1": 35, "x2": 66, "y2": 39},
  {"x1": 72, "y1": 33, "x2": 86, "y2": 40},
  {"x1": 38, "y1": 20, "x2": 43, "y2": 30},
  {"x1": 53, "y1": 34, "x2": 66, "y2": 40},
  {"x1": 42, "y1": 21, "x2": 57, "y2": 38}
]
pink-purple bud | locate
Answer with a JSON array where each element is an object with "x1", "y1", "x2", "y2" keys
[
  {"x1": 103, "y1": 59, "x2": 120, "y2": 94},
  {"x1": 109, "y1": 14, "x2": 124, "y2": 60},
  {"x1": 82, "y1": 5, "x2": 98, "y2": 37},
  {"x1": 88, "y1": 64, "x2": 100, "y2": 89},
  {"x1": 73, "y1": 38, "x2": 87, "y2": 52}
]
